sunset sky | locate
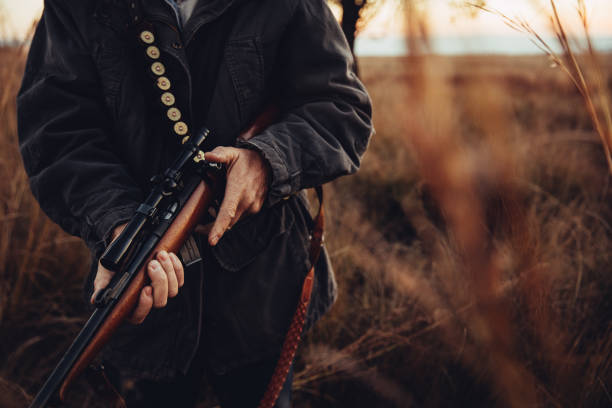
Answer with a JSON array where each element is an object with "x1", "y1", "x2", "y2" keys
[
  {"x1": 360, "y1": 0, "x2": 612, "y2": 38},
  {"x1": 2, "y1": 0, "x2": 612, "y2": 46}
]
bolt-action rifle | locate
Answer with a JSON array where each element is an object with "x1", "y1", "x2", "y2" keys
[{"x1": 27, "y1": 105, "x2": 280, "y2": 407}]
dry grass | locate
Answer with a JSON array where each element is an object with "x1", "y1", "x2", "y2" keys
[
  {"x1": 0, "y1": 45, "x2": 93, "y2": 407},
  {"x1": 2, "y1": 4, "x2": 612, "y2": 408},
  {"x1": 294, "y1": 52, "x2": 612, "y2": 407},
  {"x1": 472, "y1": 0, "x2": 612, "y2": 174},
  {"x1": 290, "y1": 3, "x2": 612, "y2": 406}
]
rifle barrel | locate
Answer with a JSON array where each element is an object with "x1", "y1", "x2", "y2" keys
[{"x1": 28, "y1": 306, "x2": 112, "y2": 408}]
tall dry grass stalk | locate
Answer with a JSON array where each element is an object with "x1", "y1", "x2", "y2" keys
[
  {"x1": 398, "y1": 32, "x2": 547, "y2": 405},
  {"x1": 471, "y1": 0, "x2": 612, "y2": 175}
]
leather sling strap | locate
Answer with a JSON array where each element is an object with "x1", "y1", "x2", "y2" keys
[
  {"x1": 257, "y1": 186, "x2": 324, "y2": 408},
  {"x1": 230, "y1": 107, "x2": 327, "y2": 408}
]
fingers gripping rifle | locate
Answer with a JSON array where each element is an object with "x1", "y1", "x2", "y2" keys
[{"x1": 28, "y1": 127, "x2": 221, "y2": 408}]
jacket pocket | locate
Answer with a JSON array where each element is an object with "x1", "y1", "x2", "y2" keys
[
  {"x1": 204, "y1": 196, "x2": 314, "y2": 372},
  {"x1": 211, "y1": 201, "x2": 294, "y2": 272},
  {"x1": 224, "y1": 36, "x2": 265, "y2": 126}
]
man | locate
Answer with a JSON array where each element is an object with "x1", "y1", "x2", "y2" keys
[{"x1": 17, "y1": 0, "x2": 372, "y2": 406}]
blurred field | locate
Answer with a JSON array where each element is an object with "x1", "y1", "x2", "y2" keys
[
  {"x1": 1, "y1": 45, "x2": 612, "y2": 407},
  {"x1": 294, "y1": 54, "x2": 612, "y2": 407}
]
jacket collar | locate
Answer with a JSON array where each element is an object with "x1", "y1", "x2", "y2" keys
[
  {"x1": 135, "y1": 0, "x2": 242, "y2": 29},
  {"x1": 96, "y1": 0, "x2": 243, "y2": 45},
  {"x1": 182, "y1": 0, "x2": 239, "y2": 44}
]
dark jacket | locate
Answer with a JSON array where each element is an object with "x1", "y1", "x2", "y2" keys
[{"x1": 17, "y1": 0, "x2": 372, "y2": 379}]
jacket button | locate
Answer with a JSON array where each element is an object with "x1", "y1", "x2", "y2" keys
[
  {"x1": 167, "y1": 107, "x2": 181, "y2": 121},
  {"x1": 161, "y1": 92, "x2": 175, "y2": 106},
  {"x1": 181, "y1": 135, "x2": 190, "y2": 144},
  {"x1": 151, "y1": 62, "x2": 166, "y2": 76},
  {"x1": 174, "y1": 122, "x2": 188, "y2": 136},
  {"x1": 140, "y1": 30, "x2": 155, "y2": 44},
  {"x1": 157, "y1": 76, "x2": 171, "y2": 91},
  {"x1": 146, "y1": 45, "x2": 160, "y2": 59}
]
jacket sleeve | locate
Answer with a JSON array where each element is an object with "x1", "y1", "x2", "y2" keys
[
  {"x1": 17, "y1": 1, "x2": 143, "y2": 254},
  {"x1": 236, "y1": 0, "x2": 373, "y2": 205}
]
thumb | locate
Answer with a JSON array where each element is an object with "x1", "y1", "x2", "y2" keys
[
  {"x1": 91, "y1": 223, "x2": 125, "y2": 304},
  {"x1": 91, "y1": 265, "x2": 114, "y2": 304},
  {"x1": 203, "y1": 146, "x2": 239, "y2": 165}
]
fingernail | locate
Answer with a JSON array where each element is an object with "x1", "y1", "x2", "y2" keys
[
  {"x1": 145, "y1": 286, "x2": 152, "y2": 296},
  {"x1": 159, "y1": 251, "x2": 168, "y2": 259}
]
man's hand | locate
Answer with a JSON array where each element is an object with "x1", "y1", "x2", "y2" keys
[
  {"x1": 204, "y1": 146, "x2": 270, "y2": 246},
  {"x1": 90, "y1": 223, "x2": 185, "y2": 324}
]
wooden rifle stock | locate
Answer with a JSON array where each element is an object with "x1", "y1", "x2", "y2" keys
[{"x1": 57, "y1": 106, "x2": 278, "y2": 402}]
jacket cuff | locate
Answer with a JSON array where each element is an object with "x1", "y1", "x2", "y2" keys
[{"x1": 236, "y1": 137, "x2": 295, "y2": 206}]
